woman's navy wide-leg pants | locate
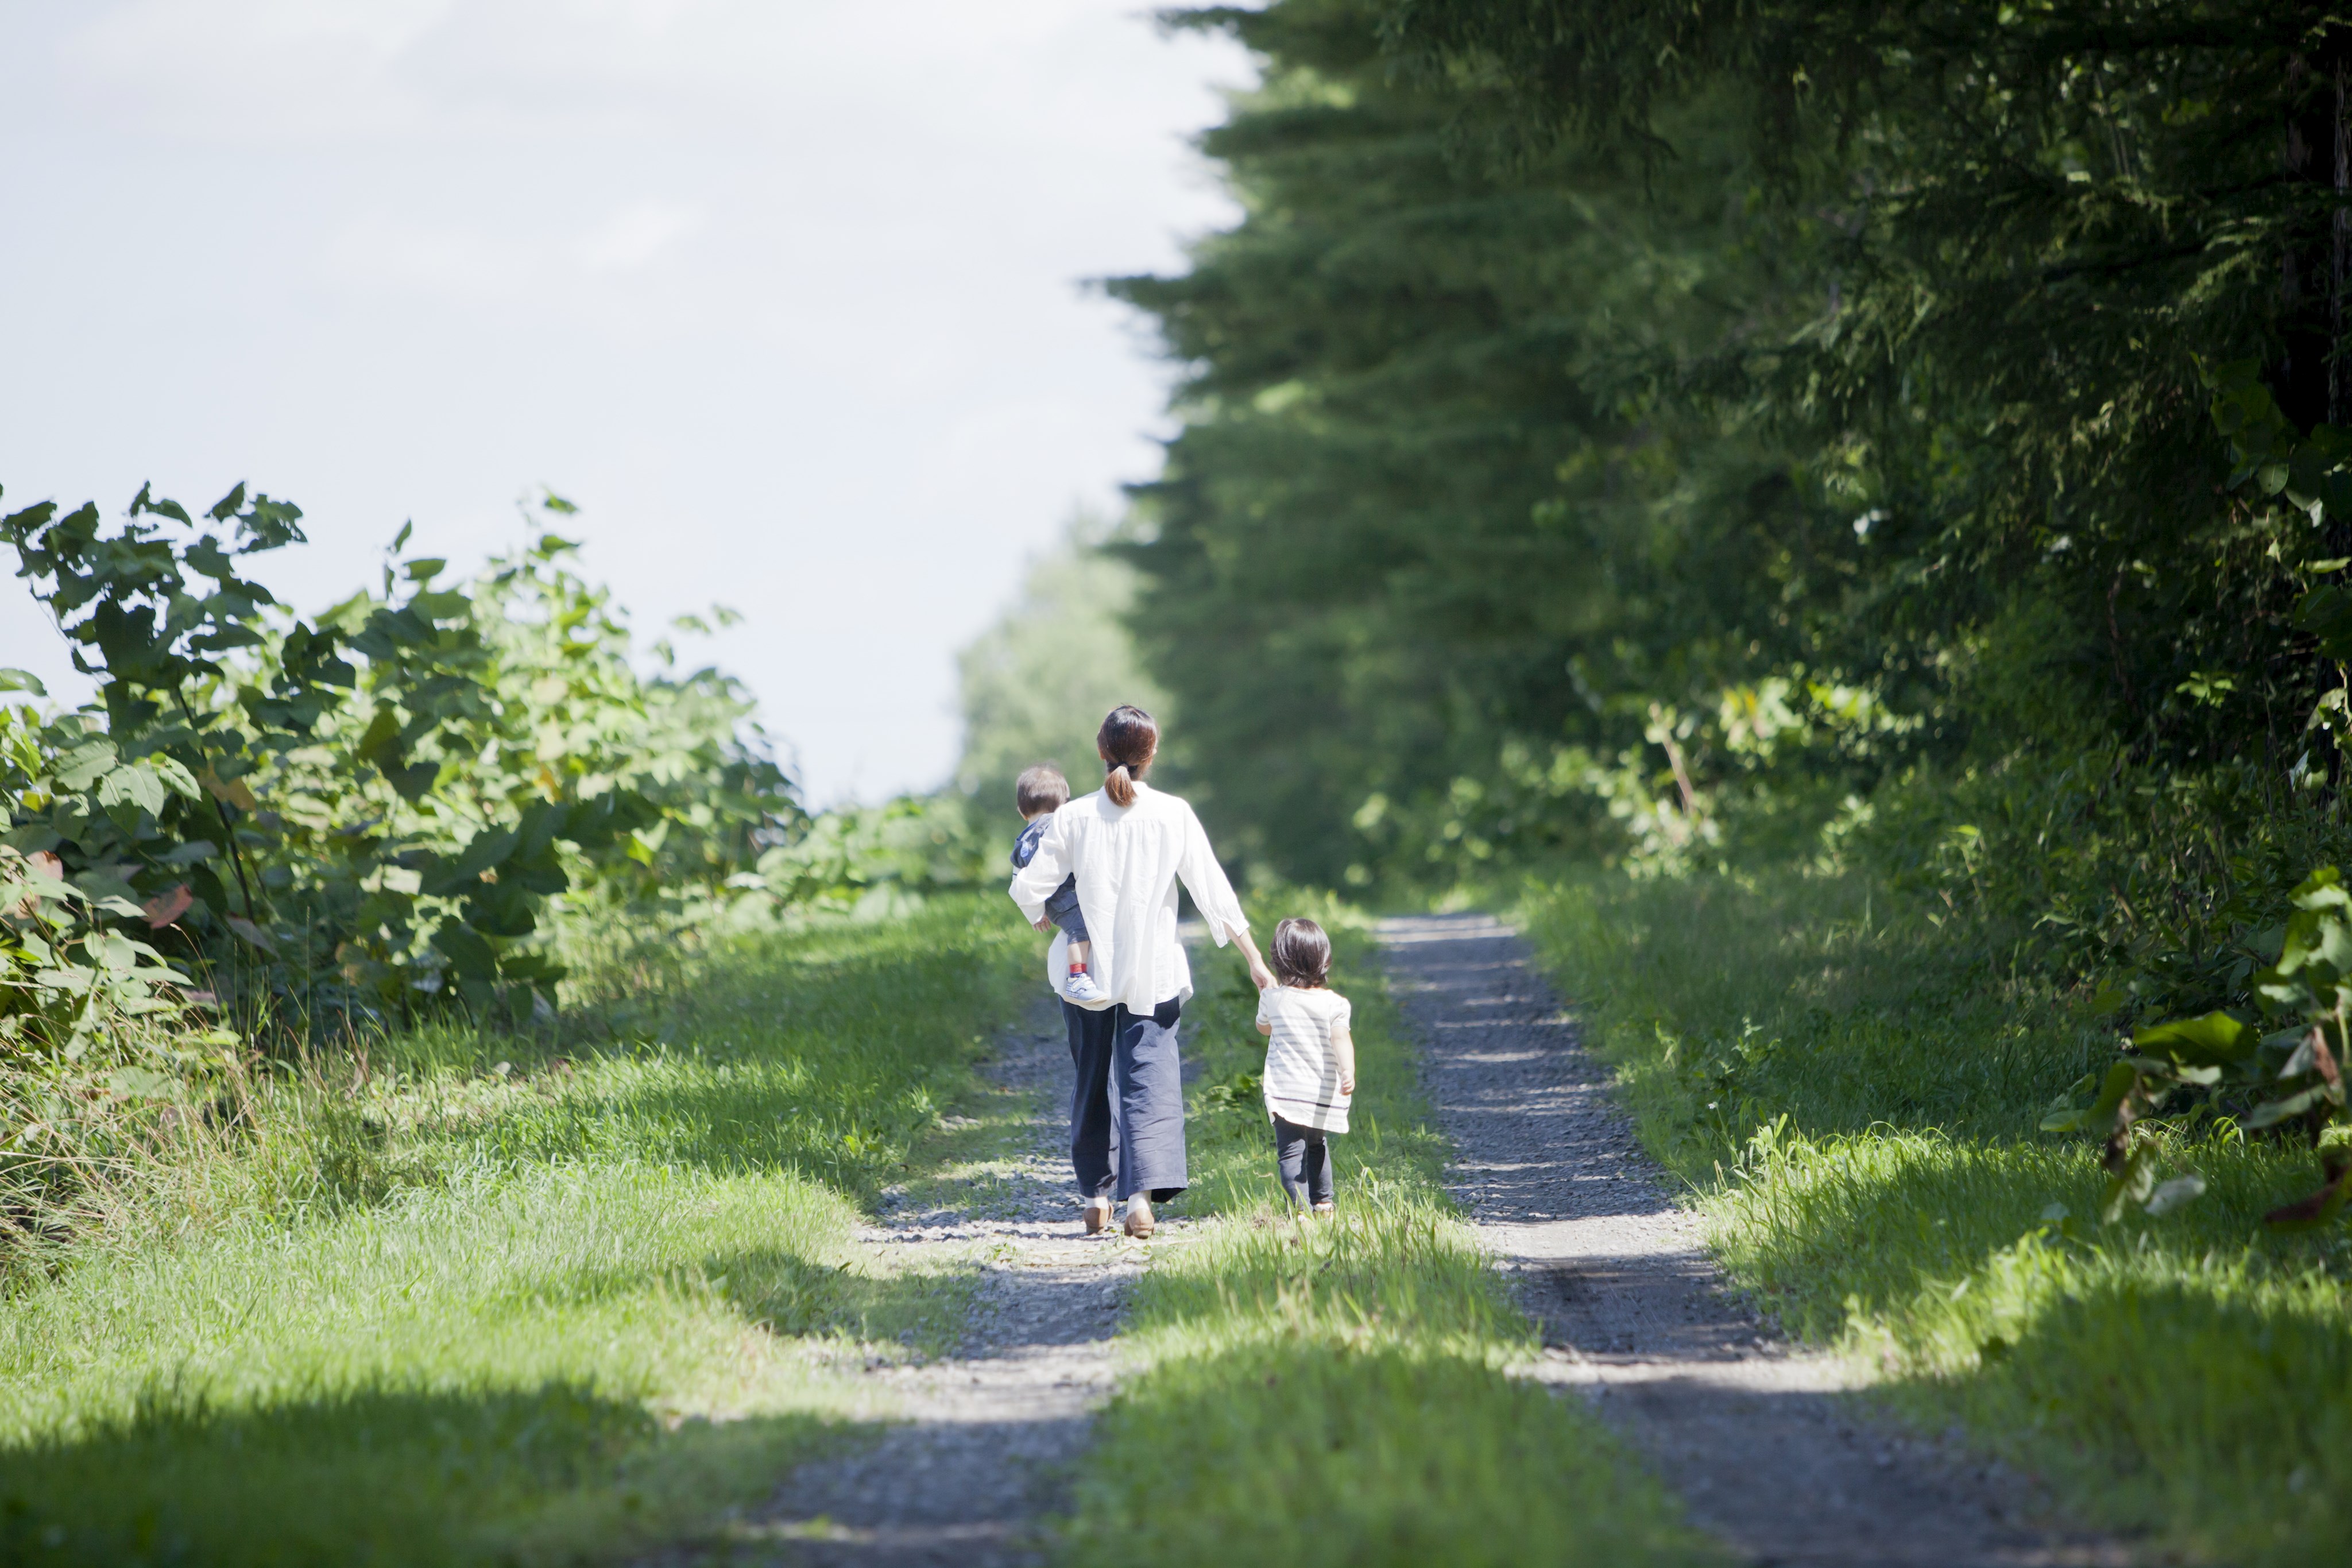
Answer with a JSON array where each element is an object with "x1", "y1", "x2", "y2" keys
[{"x1": 1063, "y1": 996, "x2": 1186, "y2": 1203}]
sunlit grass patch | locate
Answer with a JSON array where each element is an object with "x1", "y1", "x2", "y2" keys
[
  {"x1": 1525, "y1": 868, "x2": 2352, "y2": 1565},
  {"x1": 0, "y1": 895, "x2": 1034, "y2": 1566},
  {"x1": 0, "y1": 1164, "x2": 945, "y2": 1565},
  {"x1": 1127, "y1": 1194, "x2": 1520, "y2": 1362}
]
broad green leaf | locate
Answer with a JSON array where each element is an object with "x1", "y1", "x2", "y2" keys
[
  {"x1": 2291, "y1": 864, "x2": 2351, "y2": 912},
  {"x1": 430, "y1": 921, "x2": 498, "y2": 984},
  {"x1": 2246, "y1": 1085, "x2": 2333, "y2": 1129},
  {"x1": 55, "y1": 739, "x2": 118, "y2": 791},
  {"x1": 353, "y1": 707, "x2": 403, "y2": 767},
  {"x1": 97, "y1": 763, "x2": 167, "y2": 818},
  {"x1": 224, "y1": 916, "x2": 277, "y2": 953},
  {"x1": 198, "y1": 766, "x2": 258, "y2": 811},
  {"x1": 148, "y1": 754, "x2": 202, "y2": 800},
  {"x1": 2132, "y1": 1011, "x2": 2255, "y2": 1067},
  {"x1": 446, "y1": 826, "x2": 520, "y2": 881}
]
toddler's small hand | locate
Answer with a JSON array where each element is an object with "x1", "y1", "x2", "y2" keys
[
  {"x1": 1340, "y1": 1076, "x2": 1355, "y2": 1095},
  {"x1": 1034, "y1": 917, "x2": 1052, "y2": 933}
]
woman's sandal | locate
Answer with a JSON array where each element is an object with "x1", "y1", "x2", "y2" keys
[
  {"x1": 1124, "y1": 1197, "x2": 1156, "y2": 1239},
  {"x1": 1083, "y1": 1197, "x2": 1113, "y2": 1235}
]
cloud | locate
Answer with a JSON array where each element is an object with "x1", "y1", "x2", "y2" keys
[
  {"x1": 575, "y1": 201, "x2": 699, "y2": 274},
  {"x1": 324, "y1": 199, "x2": 702, "y2": 302},
  {"x1": 8, "y1": 0, "x2": 1251, "y2": 802}
]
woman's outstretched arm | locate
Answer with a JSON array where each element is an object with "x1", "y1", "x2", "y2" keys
[
  {"x1": 1230, "y1": 924, "x2": 1274, "y2": 992},
  {"x1": 1177, "y1": 807, "x2": 1272, "y2": 989}
]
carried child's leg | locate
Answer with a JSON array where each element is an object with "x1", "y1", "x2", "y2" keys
[{"x1": 1046, "y1": 878, "x2": 1105, "y2": 1003}]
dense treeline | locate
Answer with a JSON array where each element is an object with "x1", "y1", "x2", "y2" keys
[{"x1": 1118, "y1": 0, "x2": 2352, "y2": 950}]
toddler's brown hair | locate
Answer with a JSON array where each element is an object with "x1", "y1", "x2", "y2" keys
[
  {"x1": 1015, "y1": 764, "x2": 1070, "y2": 818},
  {"x1": 1271, "y1": 917, "x2": 1332, "y2": 988}
]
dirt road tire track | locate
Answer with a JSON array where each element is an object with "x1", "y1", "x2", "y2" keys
[
  {"x1": 669, "y1": 1002, "x2": 1148, "y2": 1568},
  {"x1": 1380, "y1": 912, "x2": 2133, "y2": 1568}
]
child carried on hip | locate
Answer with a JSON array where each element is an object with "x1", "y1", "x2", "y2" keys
[
  {"x1": 1011, "y1": 764, "x2": 1106, "y2": 1004},
  {"x1": 1255, "y1": 916, "x2": 1355, "y2": 1213}
]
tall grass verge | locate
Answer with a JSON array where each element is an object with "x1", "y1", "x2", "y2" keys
[
  {"x1": 0, "y1": 894, "x2": 1032, "y2": 1565},
  {"x1": 1059, "y1": 900, "x2": 1720, "y2": 1568},
  {"x1": 1525, "y1": 868, "x2": 2352, "y2": 1565}
]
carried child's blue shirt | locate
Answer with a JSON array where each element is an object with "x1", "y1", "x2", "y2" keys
[{"x1": 1012, "y1": 816, "x2": 1087, "y2": 940}]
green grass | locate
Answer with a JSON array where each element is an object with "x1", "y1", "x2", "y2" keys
[
  {"x1": 1059, "y1": 899, "x2": 1722, "y2": 1568},
  {"x1": 1525, "y1": 868, "x2": 2352, "y2": 1565},
  {"x1": 0, "y1": 896, "x2": 1034, "y2": 1567}
]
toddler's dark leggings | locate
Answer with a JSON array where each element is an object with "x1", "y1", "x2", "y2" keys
[{"x1": 1273, "y1": 1114, "x2": 1334, "y2": 1207}]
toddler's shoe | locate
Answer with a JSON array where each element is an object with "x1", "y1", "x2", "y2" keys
[{"x1": 1062, "y1": 970, "x2": 1107, "y2": 1004}]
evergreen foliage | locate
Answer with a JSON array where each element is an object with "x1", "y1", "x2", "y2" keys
[{"x1": 1118, "y1": 0, "x2": 2352, "y2": 897}]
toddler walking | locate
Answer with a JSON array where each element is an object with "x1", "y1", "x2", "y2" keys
[
  {"x1": 1011, "y1": 765, "x2": 1105, "y2": 1004},
  {"x1": 1255, "y1": 916, "x2": 1355, "y2": 1213}
]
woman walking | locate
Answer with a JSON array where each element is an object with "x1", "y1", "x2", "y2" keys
[{"x1": 1009, "y1": 705, "x2": 1272, "y2": 1238}]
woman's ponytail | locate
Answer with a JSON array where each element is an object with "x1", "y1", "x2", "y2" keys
[{"x1": 1098, "y1": 704, "x2": 1159, "y2": 808}]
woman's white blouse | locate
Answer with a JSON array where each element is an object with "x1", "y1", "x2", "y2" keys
[{"x1": 1008, "y1": 783, "x2": 1250, "y2": 1013}]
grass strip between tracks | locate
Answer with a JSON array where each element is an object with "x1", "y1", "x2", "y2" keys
[
  {"x1": 1525, "y1": 869, "x2": 2352, "y2": 1566},
  {"x1": 1059, "y1": 899, "x2": 1723, "y2": 1568},
  {"x1": 0, "y1": 895, "x2": 1034, "y2": 1567}
]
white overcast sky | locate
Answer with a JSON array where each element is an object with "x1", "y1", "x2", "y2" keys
[{"x1": 0, "y1": 1, "x2": 1247, "y2": 803}]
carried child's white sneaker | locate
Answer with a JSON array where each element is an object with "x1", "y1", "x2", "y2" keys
[{"x1": 1062, "y1": 970, "x2": 1107, "y2": 1003}]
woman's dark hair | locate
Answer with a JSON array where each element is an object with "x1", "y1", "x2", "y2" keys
[
  {"x1": 1015, "y1": 764, "x2": 1070, "y2": 817},
  {"x1": 1098, "y1": 704, "x2": 1159, "y2": 808},
  {"x1": 1271, "y1": 917, "x2": 1332, "y2": 989}
]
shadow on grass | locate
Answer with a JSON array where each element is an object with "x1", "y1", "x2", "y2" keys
[
  {"x1": 0, "y1": 1381, "x2": 856, "y2": 1568},
  {"x1": 331, "y1": 900, "x2": 1038, "y2": 1204},
  {"x1": 488, "y1": 1241, "x2": 977, "y2": 1356}
]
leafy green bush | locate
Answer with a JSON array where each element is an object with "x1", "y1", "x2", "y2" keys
[
  {"x1": 1, "y1": 483, "x2": 780, "y2": 1022},
  {"x1": 2049, "y1": 862, "x2": 2352, "y2": 1228},
  {"x1": 0, "y1": 478, "x2": 996, "y2": 1262}
]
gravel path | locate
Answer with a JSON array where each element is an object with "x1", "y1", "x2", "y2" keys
[
  {"x1": 1379, "y1": 912, "x2": 2132, "y2": 1568},
  {"x1": 708, "y1": 1003, "x2": 1154, "y2": 1567}
]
